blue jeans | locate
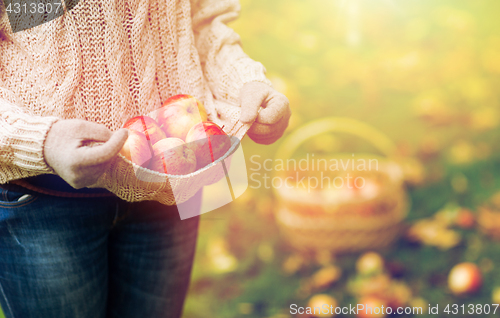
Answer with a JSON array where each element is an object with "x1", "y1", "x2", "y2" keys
[{"x1": 0, "y1": 185, "x2": 201, "y2": 318}]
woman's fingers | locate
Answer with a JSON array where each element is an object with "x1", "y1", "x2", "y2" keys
[
  {"x1": 256, "y1": 94, "x2": 290, "y2": 125},
  {"x1": 76, "y1": 129, "x2": 129, "y2": 166},
  {"x1": 239, "y1": 82, "x2": 291, "y2": 126},
  {"x1": 247, "y1": 115, "x2": 290, "y2": 145}
]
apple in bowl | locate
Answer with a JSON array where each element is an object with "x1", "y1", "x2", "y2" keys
[
  {"x1": 185, "y1": 122, "x2": 232, "y2": 170},
  {"x1": 123, "y1": 116, "x2": 166, "y2": 145},
  {"x1": 149, "y1": 138, "x2": 197, "y2": 175},
  {"x1": 119, "y1": 130, "x2": 153, "y2": 168},
  {"x1": 156, "y1": 94, "x2": 207, "y2": 140}
]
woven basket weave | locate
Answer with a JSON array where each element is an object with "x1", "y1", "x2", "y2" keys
[{"x1": 273, "y1": 117, "x2": 409, "y2": 254}]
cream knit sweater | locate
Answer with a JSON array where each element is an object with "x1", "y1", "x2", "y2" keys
[{"x1": 0, "y1": 0, "x2": 271, "y2": 185}]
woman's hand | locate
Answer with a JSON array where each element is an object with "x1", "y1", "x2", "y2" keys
[
  {"x1": 44, "y1": 119, "x2": 128, "y2": 189},
  {"x1": 239, "y1": 82, "x2": 291, "y2": 145}
]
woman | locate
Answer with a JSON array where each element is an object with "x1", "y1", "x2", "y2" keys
[{"x1": 0, "y1": 0, "x2": 291, "y2": 317}]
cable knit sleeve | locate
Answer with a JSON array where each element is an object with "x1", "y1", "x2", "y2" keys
[
  {"x1": 0, "y1": 89, "x2": 59, "y2": 183},
  {"x1": 190, "y1": 0, "x2": 273, "y2": 105}
]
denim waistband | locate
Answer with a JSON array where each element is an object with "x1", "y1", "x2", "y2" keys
[{"x1": 8, "y1": 174, "x2": 113, "y2": 197}]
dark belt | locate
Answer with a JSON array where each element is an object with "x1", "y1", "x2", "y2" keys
[{"x1": 7, "y1": 174, "x2": 115, "y2": 198}]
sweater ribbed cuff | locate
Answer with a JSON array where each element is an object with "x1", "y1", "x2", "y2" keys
[
  {"x1": 238, "y1": 61, "x2": 273, "y2": 88},
  {"x1": 218, "y1": 59, "x2": 272, "y2": 104},
  {"x1": 3, "y1": 114, "x2": 60, "y2": 174}
]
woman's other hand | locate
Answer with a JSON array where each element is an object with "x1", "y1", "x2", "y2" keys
[{"x1": 239, "y1": 82, "x2": 291, "y2": 145}]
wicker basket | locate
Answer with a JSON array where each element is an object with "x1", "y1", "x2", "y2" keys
[{"x1": 273, "y1": 117, "x2": 409, "y2": 254}]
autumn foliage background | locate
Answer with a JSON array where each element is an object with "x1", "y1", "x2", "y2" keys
[{"x1": 183, "y1": 0, "x2": 500, "y2": 317}]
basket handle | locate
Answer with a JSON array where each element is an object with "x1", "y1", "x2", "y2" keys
[{"x1": 275, "y1": 117, "x2": 398, "y2": 160}]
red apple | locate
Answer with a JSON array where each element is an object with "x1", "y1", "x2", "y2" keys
[
  {"x1": 156, "y1": 94, "x2": 208, "y2": 140},
  {"x1": 148, "y1": 138, "x2": 197, "y2": 175},
  {"x1": 123, "y1": 116, "x2": 166, "y2": 145},
  {"x1": 119, "y1": 130, "x2": 153, "y2": 167},
  {"x1": 448, "y1": 262, "x2": 482, "y2": 295},
  {"x1": 357, "y1": 297, "x2": 387, "y2": 318},
  {"x1": 185, "y1": 122, "x2": 232, "y2": 170}
]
